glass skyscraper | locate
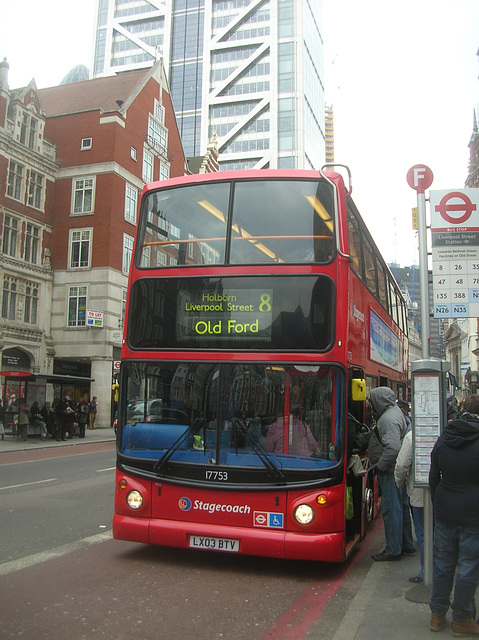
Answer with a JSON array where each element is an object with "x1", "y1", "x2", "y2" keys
[{"x1": 92, "y1": 0, "x2": 325, "y2": 170}]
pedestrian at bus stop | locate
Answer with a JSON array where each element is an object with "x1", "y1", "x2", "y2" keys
[
  {"x1": 395, "y1": 429, "x2": 424, "y2": 583},
  {"x1": 18, "y1": 398, "x2": 29, "y2": 442},
  {"x1": 30, "y1": 401, "x2": 48, "y2": 440},
  {"x1": 77, "y1": 399, "x2": 89, "y2": 438},
  {"x1": 428, "y1": 394, "x2": 479, "y2": 636},
  {"x1": 88, "y1": 396, "x2": 98, "y2": 429},
  {"x1": 55, "y1": 395, "x2": 74, "y2": 441},
  {"x1": 40, "y1": 401, "x2": 55, "y2": 438},
  {"x1": 368, "y1": 387, "x2": 414, "y2": 561}
]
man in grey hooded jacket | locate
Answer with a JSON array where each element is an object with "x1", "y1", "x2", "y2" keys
[{"x1": 369, "y1": 387, "x2": 414, "y2": 561}]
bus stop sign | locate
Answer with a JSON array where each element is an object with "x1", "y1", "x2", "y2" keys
[
  {"x1": 434, "y1": 191, "x2": 477, "y2": 225},
  {"x1": 407, "y1": 165, "x2": 434, "y2": 194}
]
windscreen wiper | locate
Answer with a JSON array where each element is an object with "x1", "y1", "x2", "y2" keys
[
  {"x1": 232, "y1": 418, "x2": 286, "y2": 483},
  {"x1": 153, "y1": 428, "x2": 193, "y2": 474}
]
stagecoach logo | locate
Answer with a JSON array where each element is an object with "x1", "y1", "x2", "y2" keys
[
  {"x1": 350, "y1": 300, "x2": 365, "y2": 322},
  {"x1": 178, "y1": 496, "x2": 251, "y2": 515},
  {"x1": 178, "y1": 497, "x2": 192, "y2": 511}
]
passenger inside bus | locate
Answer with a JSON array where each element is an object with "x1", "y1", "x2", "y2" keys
[{"x1": 265, "y1": 407, "x2": 319, "y2": 457}]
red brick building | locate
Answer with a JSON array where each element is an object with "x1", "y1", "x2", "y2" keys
[{"x1": 0, "y1": 59, "x2": 188, "y2": 427}]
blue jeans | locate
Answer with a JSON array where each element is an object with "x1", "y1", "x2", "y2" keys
[
  {"x1": 430, "y1": 521, "x2": 479, "y2": 621},
  {"x1": 411, "y1": 505, "x2": 424, "y2": 579},
  {"x1": 401, "y1": 486, "x2": 415, "y2": 552},
  {"x1": 378, "y1": 472, "x2": 406, "y2": 556}
]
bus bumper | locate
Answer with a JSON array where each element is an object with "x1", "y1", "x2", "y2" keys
[{"x1": 113, "y1": 514, "x2": 346, "y2": 562}]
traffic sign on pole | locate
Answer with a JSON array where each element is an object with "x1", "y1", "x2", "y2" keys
[
  {"x1": 430, "y1": 188, "x2": 479, "y2": 318},
  {"x1": 406, "y1": 165, "x2": 434, "y2": 194}
]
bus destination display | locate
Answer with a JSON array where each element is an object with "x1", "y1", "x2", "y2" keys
[{"x1": 178, "y1": 288, "x2": 273, "y2": 341}]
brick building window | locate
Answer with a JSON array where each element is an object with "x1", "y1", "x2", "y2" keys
[
  {"x1": 1, "y1": 276, "x2": 17, "y2": 320},
  {"x1": 123, "y1": 234, "x2": 134, "y2": 274},
  {"x1": 28, "y1": 171, "x2": 44, "y2": 210},
  {"x1": 160, "y1": 162, "x2": 169, "y2": 181},
  {"x1": 20, "y1": 113, "x2": 37, "y2": 150},
  {"x1": 1, "y1": 276, "x2": 39, "y2": 324},
  {"x1": 68, "y1": 285, "x2": 87, "y2": 327},
  {"x1": 73, "y1": 178, "x2": 94, "y2": 214},
  {"x1": 7, "y1": 161, "x2": 24, "y2": 201},
  {"x1": 121, "y1": 288, "x2": 127, "y2": 329},
  {"x1": 24, "y1": 282, "x2": 39, "y2": 324},
  {"x1": 24, "y1": 223, "x2": 40, "y2": 264},
  {"x1": 142, "y1": 149, "x2": 153, "y2": 183},
  {"x1": 2, "y1": 215, "x2": 19, "y2": 257},
  {"x1": 148, "y1": 115, "x2": 167, "y2": 156},
  {"x1": 70, "y1": 229, "x2": 91, "y2": 268},
  {"x1": 125, "y1": 184, "x2": 137, "y2": 224}
]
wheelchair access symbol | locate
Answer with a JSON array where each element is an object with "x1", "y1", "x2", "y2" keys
[{"x1": 253, "y1": 511, "x2": 284, "y2": 528}]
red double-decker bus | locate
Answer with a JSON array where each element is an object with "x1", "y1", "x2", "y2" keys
[{"x1": 113, "y1": 167, "x2": 408, "y2": 562}]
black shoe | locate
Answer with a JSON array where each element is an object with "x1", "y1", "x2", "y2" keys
[
  {"x1": 408, "y1": 575, "x2": 423, "y2": 583},
  {"x1": 402, "y1": 547, "x2": 416, "y2": 555},
  {"x1": 371, "y1": 550, "x2": 402, "y2": 562}
]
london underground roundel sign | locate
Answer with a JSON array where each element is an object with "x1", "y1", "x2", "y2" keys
[{"x1": 434, "y1": 191, "x2": 477, "y2": 225}]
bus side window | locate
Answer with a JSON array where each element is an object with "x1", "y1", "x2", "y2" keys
[{"x1": 347, "y1": 207, "x2": 363, "y2": 279}]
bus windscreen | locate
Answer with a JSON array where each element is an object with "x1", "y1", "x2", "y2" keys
[{"x1": 137, "y1": 178, "x2": 335, "y2": 267}]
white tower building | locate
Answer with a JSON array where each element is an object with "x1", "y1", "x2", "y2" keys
[{"x1": 92, "y1": 0, "x2": 325, "y2": 170}]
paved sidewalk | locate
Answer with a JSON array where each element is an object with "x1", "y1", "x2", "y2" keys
[
  {"x1": 0, "y1": 426, "x2": 116, "y2": 453},
  {"x1": 331, "y1": 549, "x2": 434, "y2": 640}
]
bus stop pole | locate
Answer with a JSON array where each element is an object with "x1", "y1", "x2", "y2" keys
[
  {"x1": 417, "y1": 188, "x2": 433, "y2": 588},
  {"x1": 417, "y1": 190, "x2": 430, "y2": 360}
]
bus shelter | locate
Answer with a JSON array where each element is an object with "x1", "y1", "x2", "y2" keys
[{"x1": 1, "y1": 371, "x2": 94, "y2": 437}]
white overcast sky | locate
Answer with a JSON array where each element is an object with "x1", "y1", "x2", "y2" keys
[{"x1": 1, "y1": 0, "x2": 478, "y2": 268}]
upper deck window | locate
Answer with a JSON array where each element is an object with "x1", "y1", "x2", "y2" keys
[{"x1": 137, "y1": 179, "x2": 335, "y2": 267}]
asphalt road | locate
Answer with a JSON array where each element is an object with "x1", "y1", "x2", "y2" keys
[
  {"x1": 0, "y1": 442, "x2": 379, "y2": 640},
  {"x1": 0, "y1": 443, "x2": 115, "y2": 563}
]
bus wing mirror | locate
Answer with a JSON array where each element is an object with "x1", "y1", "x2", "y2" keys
[{"x1": 351, "y1": 378, "x2": 366, "y2": 402}]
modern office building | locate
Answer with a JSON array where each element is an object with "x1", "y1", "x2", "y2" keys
[
  {"x1": 324, "y1": 104, "x2": 334, "y2": 164},
  {"x1": 390, "y1": 264, "x2": 444, "y2": 360},
  {"x1": 92, "y1": 0, "x2": 326, "y2": 170}
]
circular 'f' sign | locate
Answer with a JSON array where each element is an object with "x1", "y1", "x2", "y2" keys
[{"x1": 435, "y1": 191, "x2": 477, "y2": 225}]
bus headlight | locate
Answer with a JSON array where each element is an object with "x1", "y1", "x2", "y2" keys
[
  {"x1": 126, "y1": 490, "x2": 143, "y2": 510},
  {"x1": 294, "y1": 504, "x2": 315, "y2": 525}
]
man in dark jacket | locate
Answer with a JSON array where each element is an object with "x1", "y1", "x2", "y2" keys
[
  {"x1": 368, "y1": 387, "x2": 414, "y2": 561},
  {"x1": 429, "y1": 394, "x2": 479, "y2": 636}
]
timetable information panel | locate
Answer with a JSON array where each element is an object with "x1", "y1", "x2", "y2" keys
[
  {"x1": 413, "y1": 374, "x2": 441, "y2": 486},
  {"x1": 430, "y1": 189, "x2": 479, "y2": 318}
]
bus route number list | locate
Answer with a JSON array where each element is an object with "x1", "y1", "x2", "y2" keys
[
  {"x1": 430, "y1": 189, "x2": 479, "y2": 319},
  {"x1": 413, "y1": 374, "x2": 441, "y2": 486}
]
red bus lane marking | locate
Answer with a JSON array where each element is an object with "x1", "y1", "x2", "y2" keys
[{"x1": 260, "y1": 518, "x2": 382, "y2": 640}]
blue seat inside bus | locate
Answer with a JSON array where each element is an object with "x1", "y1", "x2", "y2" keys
[
  {"x1": 122, "y1": 422, "x2": 191, "y2": 450},
  {"x1": 204, "y1": 428, "x2": 231, "y2": 447},
  {"x1": 120, "y1": 429, "x2": 337, "y2": 469}
]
